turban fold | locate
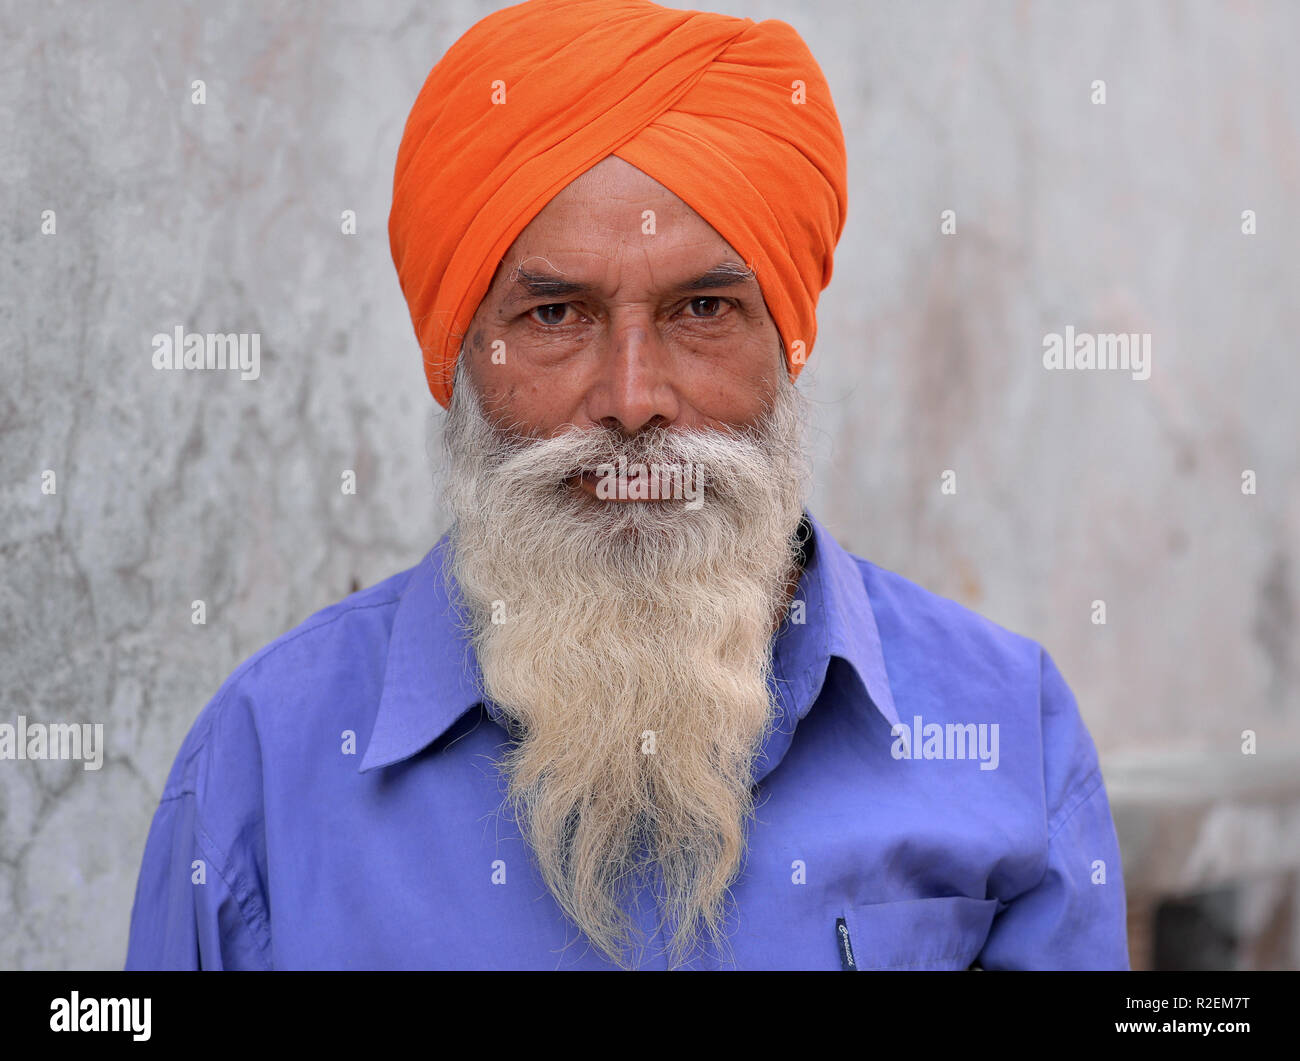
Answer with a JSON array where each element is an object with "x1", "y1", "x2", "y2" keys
[{"x1": 388, "y1": 0, "x2": 848, "y2": 408}]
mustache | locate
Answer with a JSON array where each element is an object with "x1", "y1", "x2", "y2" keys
[{"x1": 475, "y1": 414, "x2": 788, "y2": 502}]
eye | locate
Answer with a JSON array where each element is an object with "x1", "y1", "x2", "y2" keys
[
  {"x1": 527, "y1": 303, "x2": 573, "y2": 326},
  {"x1": 684, "y1": 297, "x2": 727, "y2": 318}
]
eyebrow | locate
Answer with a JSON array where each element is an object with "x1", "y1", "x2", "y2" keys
[{"x1": 501, "y1": 261, "x2": 757, "y2": 303}]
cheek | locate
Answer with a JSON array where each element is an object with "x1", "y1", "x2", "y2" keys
[
  {"x1": 471, "y1": 364, "x2": 581, "y2": 434},
  {"x1": 679, "y1": 344, "x2": 784, "y2": 426}
]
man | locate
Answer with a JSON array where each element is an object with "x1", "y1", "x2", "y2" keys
[{"x1": 126, "y1": 0, "x2": 1128, "y2": 970}]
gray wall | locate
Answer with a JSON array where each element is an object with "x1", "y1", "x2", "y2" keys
[{"x1": 2, "y1": 0, "x2": 1297, "y2": 969}]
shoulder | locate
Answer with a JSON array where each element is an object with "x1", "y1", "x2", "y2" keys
[
  {"x1": 156, "y1": 565, "x2": 416, "y2": 804},
  {"x1": 851, "y1": 552, "x2": 1043, "y2": 684},
  {"x1": 844, "y1": 549, "x2": 1101, "y2": 816}
]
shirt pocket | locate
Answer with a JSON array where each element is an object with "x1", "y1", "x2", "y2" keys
[{"x1": 841, "y1": 896, "x2": 999, "y2": 970}]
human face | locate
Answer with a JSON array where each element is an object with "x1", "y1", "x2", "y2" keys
[{"x1": 460, "y1": 154, "x2": 786, "y2": 501}]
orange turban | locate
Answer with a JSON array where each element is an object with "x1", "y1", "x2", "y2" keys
[{"x1": 388, "y1": 0, "x2": 848, "y2": 408}]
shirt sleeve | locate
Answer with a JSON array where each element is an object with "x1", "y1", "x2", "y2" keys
[
  {"x1": 124, "y1": 691, "x2": 274, "y2": 971},
  {"x1": 977, "y1": 650, "x2": 1130, "y2": 970},
  {"x1": 124, "y1": 790, "x2": 271, "y2": 970}
]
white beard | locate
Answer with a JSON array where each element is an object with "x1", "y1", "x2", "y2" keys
[{"x1": 438, "y1": 363, "x2": 810, "y2": 968}]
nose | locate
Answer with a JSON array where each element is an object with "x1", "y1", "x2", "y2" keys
[{"x1": 582, "y1": 320, "x2": 680, "y2": 435}]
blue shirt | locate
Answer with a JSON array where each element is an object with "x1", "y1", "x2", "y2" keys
[{"x1": 125, "y1": 512, "x2": 1128, "y2": 970}]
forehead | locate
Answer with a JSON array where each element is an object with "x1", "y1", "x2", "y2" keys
[{"x1": 487, "y1": 155, "x2": 743, "y2": 290}]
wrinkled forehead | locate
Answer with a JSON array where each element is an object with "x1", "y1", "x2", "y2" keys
[{"x1": 480, "y1": 156, "x2": 749, "y2": 299}]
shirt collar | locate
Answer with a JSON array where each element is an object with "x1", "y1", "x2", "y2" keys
[
  {"x1": 751, "y1": 511, "x2": 901, "y2": 783},
  {"x1": 359, "y1": 541, "x2": 483, "y2": 773},
  {"x1": 360, "y1": 512, "x2": 899, "y2": 774}
]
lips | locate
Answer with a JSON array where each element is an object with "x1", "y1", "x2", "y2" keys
[{"x1": 573, "y1": 469, "x2": 638, "y2": 501}]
